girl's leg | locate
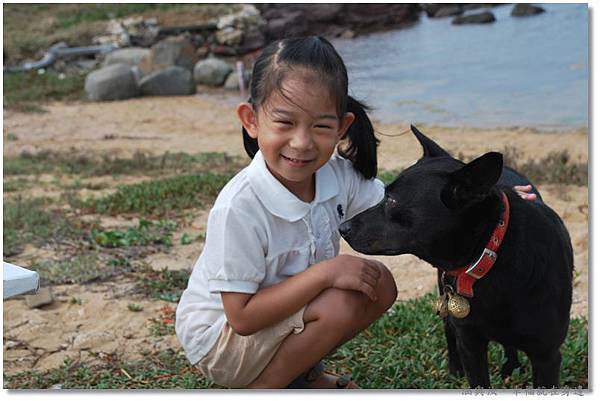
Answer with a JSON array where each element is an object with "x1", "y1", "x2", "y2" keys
[{"x1": 247, "y1": 266, "x2": 397, "y2": 389}]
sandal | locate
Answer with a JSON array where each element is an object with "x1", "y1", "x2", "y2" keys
[{"x1": 286, "y1": 361, "x2": 359, "y2": 389}]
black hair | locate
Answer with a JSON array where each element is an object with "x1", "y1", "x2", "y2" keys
[{"x1": 242, "y1": 36, "x2": 379, "y2": 179}]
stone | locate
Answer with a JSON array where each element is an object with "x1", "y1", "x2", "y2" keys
[
  {"x1": 511, "y1": 3, "x2": 545, "y2": 17},
  {"x1": 139, "y1": 66, "x2": 196, "y2": 96},
  {"x1": 25, "y1": 287, "x2": 54, "y2": 308},
  {"x1": 223, "y1": 70, "x2": 251, "y2": 91},
  {"x1": 102, "y1": 47, "x2": 151, "y2": 68},
  {"x1": 433, "y1": 5, "x2": 464, "y2": 18},
  {"x1": 147, "y1": 35, "x2": 198, "y2": 73},
  {"x1": 452, "y1": 12, "x2": 496, "y2": 25},
  {"x1": 84, "y1": 63, "x2": 139, "y2": 101},
  {"x1": 215, "y1": 27, "x2": 244, "y2": 46},
  {"x1": 193, "y1": 58, "x2": 233, "y2": 87}
]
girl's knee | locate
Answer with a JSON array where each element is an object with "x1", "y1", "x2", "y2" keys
[
  {"x1": 376, "y1": 265, "x2": 398, "y2": 311},
  {"x1": 306, "y1": 288, "x2": 367, "y2": 329}
]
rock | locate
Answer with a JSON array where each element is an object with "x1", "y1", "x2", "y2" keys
[
  {"x1": 84, "y1": 63, "x2": 139, "y2": 101},
  {"x1": 340, "y1": 29, "x2": 356, "y2": 39},
  {"x1": 452, "y1": 11, "x2": 496, "y2": 25},
  {"x1": 139, "y1": 66, "x2": 196, "y2": 96},
  {"x1": 511, "y1": 3, "x2": 545, "y2": 17},
  {"x1": 433, "y1": 5, "x2": 464, "y2": 18},
  {"x1": 143, "y1": 35, "x2": 198, "y2": 75},
  {"x1": 266, "y1": 11, "x2": 309, "y2": 39},
  {"x1": 102, "y1": 47, "x2": 151, "y2": 68},
  {"x1": 193, "y1": 57, "x2": 233, "y2": 86},
  {"x1": 223, "y1": 70, "x2": 251, "y2": 91},
  {"x1": 238, "y1": 28, "x2": 266, "y2": 53},
  {"x1": 72, "y1": 331, "x2": 115, "y2": 351},
  {"x1": 215, "y1": 27, "x2": 244, "y2": 46},
  {"x1": 25, "y1": 287, "x2": 53, "y2": 309}
]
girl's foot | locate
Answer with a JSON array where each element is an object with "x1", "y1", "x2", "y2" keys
[{"x1": 287, "y1": 361, "x2": 359, "y2": 389}]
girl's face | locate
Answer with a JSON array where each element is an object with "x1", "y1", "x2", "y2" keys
[{"x1": 238, "y1": 72, "x2": 354, "y2": 201}]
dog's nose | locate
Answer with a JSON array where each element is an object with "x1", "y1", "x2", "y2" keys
[{"x1": 339, "y1": 221, "x2": 352, "y2": 237}]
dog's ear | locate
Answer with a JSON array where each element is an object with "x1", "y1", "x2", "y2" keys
[
  {"x1": 411, "y1": 125, "x2": 451, "y2": 159},
  {"x1": 441, "y1": 152, "x2": 503, "y2": 209}
]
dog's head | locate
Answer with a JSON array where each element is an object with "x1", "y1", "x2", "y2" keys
[{"x1": 340, "y1": 126, "x2": 504, "y2": 269}]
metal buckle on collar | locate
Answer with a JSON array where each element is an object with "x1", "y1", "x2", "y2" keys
[{"x1": 465, "y1": 248, "x2": 497, "y2": 278}]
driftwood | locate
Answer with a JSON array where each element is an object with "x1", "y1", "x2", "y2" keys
[{"x1": 4, "y1": 43, "x2": 117, "y2": 73}]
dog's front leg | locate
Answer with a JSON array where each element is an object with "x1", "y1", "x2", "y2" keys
[
  {"x1": 455, "y1": 328, "x2": 491, "y2": 388},
  {"x1": 444, "y1": 319, "x2": 464, "y2": 377}
]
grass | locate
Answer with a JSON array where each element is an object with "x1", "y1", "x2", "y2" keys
[
  {"x1": 88, "y1": 173, "x2": 233, "y2": 218},
  {"x1": 2, "y1": 292, "x2": 587, "y2": 389},
  {"x1": 134, "y1": 266, "x2": 191, "y2": 303},
  {"x1": 32, "y1": 253, "x2": 113, "y2": 285},
  {"x1": 2, "y1": 196, "x2": 81, "y2": 257},
  {"x1": 3, "y1": 70, "x2": 87, "y2": 112},
  {"x1": 91, "y1": 219, "x2": 178, "y2": 248},
  {"x1": 4, "y1": 150, "x2": 244, "y2": 178}
]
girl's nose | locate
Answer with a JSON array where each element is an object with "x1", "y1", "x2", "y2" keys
[{"x1": 289, "y1": 128, "x2": 314, "y2": 150}]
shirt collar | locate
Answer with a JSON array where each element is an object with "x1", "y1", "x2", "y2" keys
[{"x1": 247, "y1": 150, "x2": 339, "y2": 222}]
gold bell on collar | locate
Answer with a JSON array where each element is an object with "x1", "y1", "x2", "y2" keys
[
  {"x1": 447, "y1": 292, "x2": 470, "y2": 319},
  {"x1": 433, "y1": 292, "x2": 449, "y2": 318}
]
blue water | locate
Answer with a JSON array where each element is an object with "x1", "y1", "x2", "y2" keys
[{"x1": 332, "y1": 3, "x2": 588, "y2": 130}]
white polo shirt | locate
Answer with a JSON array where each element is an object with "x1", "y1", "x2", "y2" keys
[{"x1": 175, "y1": 150, "x2": 384, "y2": 365}]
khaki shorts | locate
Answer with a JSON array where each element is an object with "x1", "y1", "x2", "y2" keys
[{"x1": 196, "y1": 306, "x2": 306, "y2": 388}]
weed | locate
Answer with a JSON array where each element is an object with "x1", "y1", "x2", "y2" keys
[
  {"x1": 91, "y1": 219, "x2": 177, "y2": 248},
  {"x1": 32, "y1": 253, "x2": 116, "y2": 285},
  {"x1": 3, "y1": 196, "x2": 79, "y2": 256},
  {"x1": 90, "y1": 173, "x2": 232, "y2": 218},
  {"x1": 134, "y1": 266, "x2": 190, "y2": 303}
]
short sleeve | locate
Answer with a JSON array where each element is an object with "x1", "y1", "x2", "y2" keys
[
  {"x1": 203, "y1": 207, "x2": 267, "y2": 294},
  {"x1": 345, "y1": 170, "x2": 385, "y2": 221}
]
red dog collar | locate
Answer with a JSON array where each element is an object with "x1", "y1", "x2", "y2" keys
[{"x1": 445, "y1": 192, "x2": 510, "y2": 298}]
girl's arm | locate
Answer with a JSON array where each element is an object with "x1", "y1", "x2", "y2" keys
[{"x1": 221, "y1": 255, "x2": 383, "y2": 336}]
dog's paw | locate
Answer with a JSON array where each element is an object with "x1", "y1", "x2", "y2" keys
[{"x1": 448, "y1": 361, "x2": 465, "y2": 378}]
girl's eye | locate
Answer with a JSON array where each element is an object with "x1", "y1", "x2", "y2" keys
[
  {"x1": 315, "y1": 124, "x2": 333, "y2": 129},
  {"x1": 275, "y1": 120, "x2": 293, "y2": 126}
]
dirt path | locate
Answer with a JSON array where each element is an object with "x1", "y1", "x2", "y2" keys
[{"x1": 3, "y1": 95, "x2": 588, "y2": 375}]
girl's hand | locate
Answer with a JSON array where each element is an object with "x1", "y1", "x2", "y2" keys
[
  {"x1": 322, "y1": 254, "x2": 384, "y2": 302},
  {"x1": 513, "y1": 184, "x2": 537, "y2": 202}
]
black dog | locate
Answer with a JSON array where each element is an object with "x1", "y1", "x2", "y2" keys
[{"x1": 340, "y1": 126, "x2": 573, "y2": 388}]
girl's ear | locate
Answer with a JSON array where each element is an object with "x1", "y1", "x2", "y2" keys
[
  {"x1": 237, "y1": 102, "x2": 259, "y2": 139},
  {"x1": 337, "y1": 112, "x2": 355, "y2": 141}
]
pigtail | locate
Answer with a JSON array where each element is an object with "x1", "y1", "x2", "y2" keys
[{"x1": 337, "y1": 96, "x2": 379, "y2": 179}]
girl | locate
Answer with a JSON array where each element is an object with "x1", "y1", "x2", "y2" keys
[{"x1": 175, "y1": 35, "x2": 537, "y2": 389}]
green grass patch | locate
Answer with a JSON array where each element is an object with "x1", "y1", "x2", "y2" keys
[
  {"x1": 2, "y1": 293, "x2": 587, "y2": 389},
  {"x1": 89, "y1": 173, "x2": 232, "y2": 218},
  {"x1": 3, "y1": 350, "x2": 220, "y2": 389},
  {"x1": 31, "y1": 252, "x2": 113, "y2": 285},
  {"x1": 3, "y1": 70, "x2": 86, "y2": 112},
  {"x1": 327, "y1": 293, "x2": 588, "y2": 389},
  {"x1": 4, "y1": 150, "x2": 243, "y2": 177},
  {"x1": 135, "y1": 266, "x2": 190, "y2": 303},
  {"x1": 3, "y1": 196, "x2": 81, "y2": 257},
  {"x1": 91, "y1": 219, "x2": 177, "y2": 248}
]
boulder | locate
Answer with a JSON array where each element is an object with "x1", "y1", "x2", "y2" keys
[
  {"x1": 215, "y1": 27, "x2": 244, "y2": 46},
  {"x1": 223, "y1": 70, "x2": 251, "y2": 91},
  {"x1": 452, "y1": 11, "x2": 496, "y2": 25},
  {"x1": 84, "y1": 63, "x2": 139, "y2": 101},
  {"x1": 433, "y1": 5, "x2": 464, "y2": 18},
  {"x1": 102, "y1": 47, "x2": 151, "y2": 68},
  {"x1": 511, "y1": 4, "x2": 545, "y2": 17},
  {"x1": 139, "y1": 66, "x2": 196, "y2": 96},
  {"x1": 265, "y1": 11, "x2": 309, "y2": 39},
  {"x1": 140, "y1": 35, "x2": 198, "y2": 76},
  {"x1": 193, "y1": 58, "x2": 233, "y2": 86}
]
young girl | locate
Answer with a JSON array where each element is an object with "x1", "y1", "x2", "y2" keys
[{"x1": 175, "y1": 35, "x2": 537, "y2": 389}]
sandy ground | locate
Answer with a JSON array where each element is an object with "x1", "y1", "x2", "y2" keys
[{"x1": 3, "y1": 94, "x2": 589, "y2": 375}]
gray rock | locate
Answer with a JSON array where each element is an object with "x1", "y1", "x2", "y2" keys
[
  {"x1": 25, "y1": 287, "x2": 53, "y2": 309},
  {"x1": 223, "y1": 70, "x2": 251, "y2": 91},
  {"x1": 511, "y1": 4, "x2": 545, "y2": 17},
  {"x1": 84, "y1": 63, "x2": 139, "y2": 101},
  {"x1": 139, "y1": 66, "x2": 196, "y2": 96},
  {"x1": 452, "y1": 11, "x2": 496, "y2": 25},
  {"x1": 145, "y1": 35, "x2": 198, "y2": 73},
  {"x1": 102, "y1": 47, "x2": 151, "y2": 68},
  {"x1": 433, "y1": 5, "x2": 464, "y2": 18},
  {"x1": 193, "y1": 58, "x2": 233, "y2": 87}
]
